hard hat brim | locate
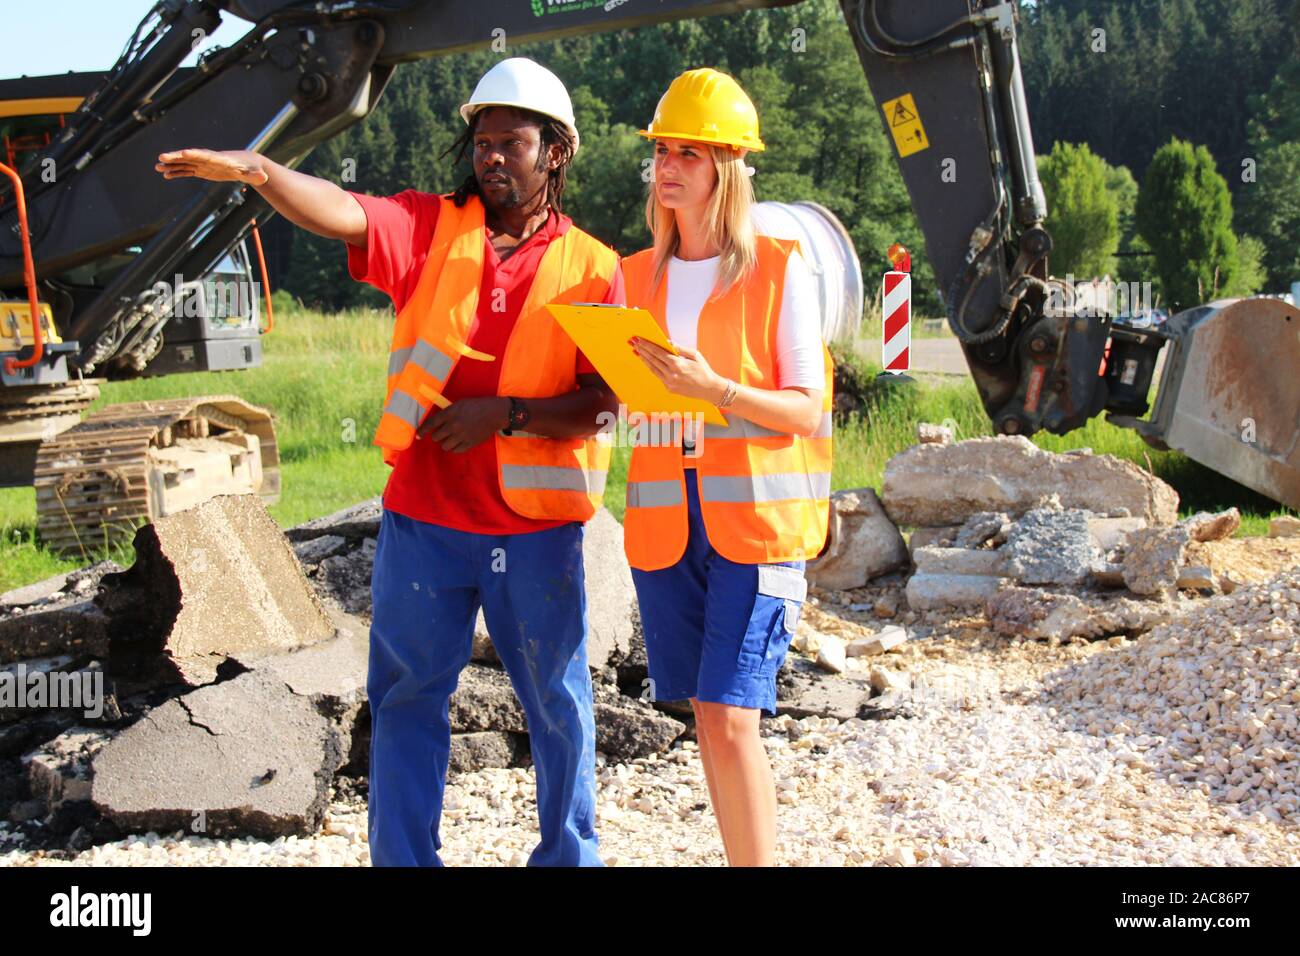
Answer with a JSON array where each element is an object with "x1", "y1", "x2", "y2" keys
[{"x1": 637, "y1": 128, "x2": 765, "y2": 152}]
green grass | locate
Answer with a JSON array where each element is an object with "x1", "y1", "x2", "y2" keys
[{"x1": 1, "y1": 305, "x2": 1293, "y2": 592}]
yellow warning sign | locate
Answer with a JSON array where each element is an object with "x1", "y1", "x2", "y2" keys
[{"x1": 881, "y1": 93, "x2": 929, "y2": 158}]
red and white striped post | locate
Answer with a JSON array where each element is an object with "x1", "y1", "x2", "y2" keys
[{"x1": 882, "y1": 243, "x2": 911, "y2": 374}]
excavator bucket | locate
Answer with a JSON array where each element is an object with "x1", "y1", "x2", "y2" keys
[
  {"x1": 32, "y1": 395, "x2": 280, "y2": 558},
  {"x1": 1122, "y1": 297, "x2": 1300, "y2": 511}
]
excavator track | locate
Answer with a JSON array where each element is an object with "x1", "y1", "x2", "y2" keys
[{"x1": 33, "y1": 395, "x2": 280, "y2": 558}]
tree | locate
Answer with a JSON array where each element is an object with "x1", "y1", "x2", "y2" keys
[
  {"x1": 1237, "y1": 141, "x2": 1300, "y2": 290},
  {"x1": 1136, "y1": 138, "x2": 1239, "y2": 310},
  {"x1": 1037, "y1": 142, "x2": 1120, "y2": 279}
]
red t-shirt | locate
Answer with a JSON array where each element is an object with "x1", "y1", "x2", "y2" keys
[{"x1": 346, "y1": 190, "x2": 623, "y2": 534}]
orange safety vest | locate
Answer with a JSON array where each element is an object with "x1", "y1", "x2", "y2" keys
[
  {"x1": 373, "y1": 193, "x2": 618, "y2": 522},
  {"x1": 621, "y1": 236, "x2": 833, "y2": 571}
]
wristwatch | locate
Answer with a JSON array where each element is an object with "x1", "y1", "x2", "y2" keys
[{"x1": 503, "y1": 396, "x2": 530, "y2": 435}]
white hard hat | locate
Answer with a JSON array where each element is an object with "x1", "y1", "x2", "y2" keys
[{"x1": 459, "y1": 57, "x2": 580, "y2": 156}]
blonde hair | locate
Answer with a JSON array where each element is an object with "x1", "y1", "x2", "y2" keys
[{"x1": 645, "y1": 143, "x2": 756, "y2": 298}]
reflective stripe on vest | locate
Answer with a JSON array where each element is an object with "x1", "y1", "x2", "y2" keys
[
  {"x1": 372, "y1": 193, "x2": 618, "y2": 522},
  {"x1": 621, "y1": 236, "x2": 833, "y2": 570}
]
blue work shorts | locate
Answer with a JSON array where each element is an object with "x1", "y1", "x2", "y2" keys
[{"x1": 630, "y1": 473, "x2": 807, "y2": 716}]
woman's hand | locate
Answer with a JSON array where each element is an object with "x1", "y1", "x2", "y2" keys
[
  {"x1": 156, "y1": 148, "x2": 270, "y2": 185},
  {"x1": 630, "y1": 337, "x2": 725, "y2": 403}
]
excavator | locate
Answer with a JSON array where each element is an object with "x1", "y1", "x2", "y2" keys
[{"x1": 3, "y1": 0, "x2": 1297, "y2": 557}]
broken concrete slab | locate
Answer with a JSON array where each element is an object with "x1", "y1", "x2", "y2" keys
[
  {"x1": 0, "y1": 572, "x2": 70, "y2": 609},
  {"x1": 91, "y1": 669, "x2": 341, "y2": 839},
  {"x1": 1002, "y1": 507, "x2": 1099, "y2": 586},
  {"x1": 241, "y1": 604, "x2": 369, "y2": 767},
  {"x1": 987, "y1": 586, "x2": 1179, "y2": 640},
  {"x1": 869, "y1": 665, "x2": 911, "y2": 695},
  {"x1": 580, "y1": 508, "x2": 636, "y2": 671},
  {"x1": 1121, "y1": 525, "x2": 1191, "y2": 597},
  {"x1": 776, "y1": 658, "x2": 874, "y2": 721},
  {"x1": 881, "y1": 435, "x2": 1179, "y2": 527},
  {"x1": 906, "y1": 573, "x2": 1005, "y2": 611},
  {"x1": 291, "y1": 534, "x2": 348, "y2": 567},
  {"x1": 285, "y1": 497, "x2": 382, "y2": 544},
  {"x1": 448, "y1": 664, "x2": 529, "y2": 735},
  {"x1": 95, "y1": 494, "x2": 337, "y2": 686},
  {"x1": 815, "y1": 636, "x2": 847, "y2": 674},
  {"x1": 0, "y1": 599, "x2": 109, "y2": 665},
  {"x1": 23, "y1": 726, "x2": 117, "y2": 823},
  {"x1": 594, "y1": 690, "x2": 686, "y2": 761},
  {"x1": 908, "y1": 525, "x2": 962, "y2": 554},
  {"x1": 448, "y1": 731, "x2": 528, "y2": 773},
  {"x1": 314, "y1": 537, "x2": 376, "y2": 618},
  {"x1": 806, "y1": 488, "x2": 910, "y2": 591},
  {"x1": 913, "y1": 547, "x2": 1007, "y2": 576},
  {"x1": 1183, "y1": 508, "x2": 1240, "y2": 542}
]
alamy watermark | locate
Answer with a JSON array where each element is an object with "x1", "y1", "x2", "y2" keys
[
  {"x1": 1, "y1": 662, "x2": 104, "y2": 719},
  {"x1": 149, "y1": 274, "x2": 261, "y2": 320},
  {"x1": 596, "y1": 403, "x2": 707, "y2": 458}
]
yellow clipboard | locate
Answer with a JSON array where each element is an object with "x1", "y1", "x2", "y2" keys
[{"x1": 547, "y1": 303, "x2": 728, "y2": 426}]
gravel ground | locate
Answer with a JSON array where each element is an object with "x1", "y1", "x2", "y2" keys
[{"x1": 3, "y1": 553, "x2": 1298, "y2": 867}]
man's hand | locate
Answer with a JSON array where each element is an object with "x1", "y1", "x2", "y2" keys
[
  {"x1": 156, "y1": 149, "x2": 270, "y2": 185},
  {"x1": 417, "y1": 397, "x2": 511, "y2": 453}
]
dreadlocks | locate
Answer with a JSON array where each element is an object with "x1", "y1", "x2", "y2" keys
[{"x1": 442, "y1": 106, "x2": 575, "y2": 213}]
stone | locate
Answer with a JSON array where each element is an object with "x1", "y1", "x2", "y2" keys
[
  {"x1": 1089, "y1": 560, "x2": 1127, "y2": 587},
  {"x1": 1268, "y1": 515, "x2": 1300, "y2": 538},
  {"x1": 285, "y1": 497, "x2": 382, "y2": 543},
  {"x1": 987, "y1": 586, "x2": 1178, "y2": 640},
  {"x1": 1086, "y1": 516, "x2": 1148, "y2": 552},
  {"x1": 881, "y1": 435, "x2": 1179, "y2": 527},
  {"x1": 869, "y1": 666, "x2": 911, "y2": 695},
  {"x1": 912, "y1": 546, "x2": 1007, "y2": 576},
  {"x1": 1182, "y1": 508, "x2": 1240, "y2": 542},
  {"x1": 873, "y1": 592, "x2": 901, "y2": 618},
  {"x1": 847, "y1": 625, "x2": 908, "y2": 657},
  {"x1": 448, "y1": 732, "x2": 527, "y2": 773},
  {"x1": 905, "y1": 573, "x2": 1004, "y2": 610},
  {"x1": 94, "y1": 494, "x2": 337, "y2": 686},
  {"x1": 1121, "y1": 525, "x2": 1191, "y2": 597},
  {"x1": 908, "y1": 526, "x2": 961, "y2": 553},
  {"x1": 1002, "y1": 507, "x2": 1099, "y2": 585},
  {"x1": 806, "y1": 488, "x2": 909, "y2": 591},
  {"x1": 952, "y1": 511, "x2": 1013, "y2": 549},
  {"x1": 916, "y1": 422, "x2": 953, "y2": 445},
  {"x1": 1176, "y1": 565, "x2": 1218, "y2": 592},
  {"x1": 815, "y1": 636, "x2": 846, "y2": 674},
  {"x1": 91, "y1": 669, "x2": 342, "y2": 839}
]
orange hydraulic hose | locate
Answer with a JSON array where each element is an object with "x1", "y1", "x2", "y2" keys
[
  {"x1": 1, "y1": 160, "x2": 44, "y2": 374},
  {"x1": 251, "y1": 221, "x2": 273, "y2": 334}
]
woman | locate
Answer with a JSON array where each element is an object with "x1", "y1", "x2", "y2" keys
[{"x1": 622, "y1": 67, "x2": 833, "y2": 866}]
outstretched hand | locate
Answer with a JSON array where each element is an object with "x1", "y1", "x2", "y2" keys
[{"x1": 155, "y1": 148, "x2": 269, "y2": 185}]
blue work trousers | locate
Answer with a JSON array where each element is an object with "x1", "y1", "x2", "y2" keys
[{"x1": 366, "y1": 508, "x2": 601, "y2": 866}]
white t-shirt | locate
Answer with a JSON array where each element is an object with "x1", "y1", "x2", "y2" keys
[{"x1": 664, "y1": 251, "x2": 825, "y2": 390}]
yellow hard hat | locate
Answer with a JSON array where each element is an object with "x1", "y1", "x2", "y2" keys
[{"x1": 638, "y1": 68, "x2": 765, "y2": 152}]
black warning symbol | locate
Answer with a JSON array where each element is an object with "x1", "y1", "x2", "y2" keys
[{"x1": 890, "y1": 101, "x2": 918, "y2": 126}]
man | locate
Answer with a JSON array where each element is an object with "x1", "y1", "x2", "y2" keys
[{"x1": 156, "y1": 57, "x2": 622, "y2": 866}]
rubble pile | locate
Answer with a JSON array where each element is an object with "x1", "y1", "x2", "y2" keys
[{"x1": 1044, "y1": 568, "x2": 1300, "y2": 823}]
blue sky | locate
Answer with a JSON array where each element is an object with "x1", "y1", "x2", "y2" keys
[{"x1": 4, "y1": 1, "x2": 243, "y2": 79}]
